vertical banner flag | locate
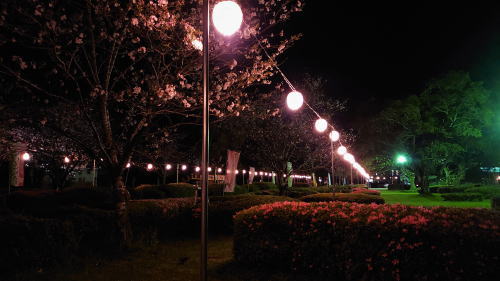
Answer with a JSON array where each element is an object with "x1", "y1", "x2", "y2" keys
[
  {"x1": 287, "y1": 162, "x2": 293, "y2": 188},
  {"x1": 224, "y1": 150, "x2": 240, "y2": 192},
  {"x1": 249, "y1": 167, "x2": 255, "y2": 184}
]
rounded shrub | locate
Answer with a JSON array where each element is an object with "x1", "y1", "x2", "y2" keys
[
  {"x1": 286, "y1": 188, "x2": 318, "y2": 198},
  {"x1": 464, "y1": 185, "x2": 500, "y2": 199},
  {"x1": 234, "y1": 201, "x2": 500, "y2": 281}
]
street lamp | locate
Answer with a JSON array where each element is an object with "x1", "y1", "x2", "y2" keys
[
  {"x1": 64, "y1": 156, "x2": 70, "y2": 163},
  {"x1": 396, "y1": 154, "x2": 408, "y2": 164},
  {"x1": 314, "y1": 118, "x2": 328, "y2": 133},
  {"x1": 200, "y1": 2, "x2": 243, "y2": 280},
  {"x1": 286, "y1": 91, "x2": 304, "y2": 111},
  {"x1": 22, "y1": 152, "x2": 30, "y2": 161}
]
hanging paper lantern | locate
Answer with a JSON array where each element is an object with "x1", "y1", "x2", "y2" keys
[
  {"x1": 314, "y1": 118, "x2": 328, "y2": 133},
  {"x1": 337, "y1": 146, "x2": 347, "y2": 155},
  {"x1": 286, "y1": 91, "x2": 304, "y2": 111},
  {"x1": 329, "y1": 130, "x2": 340, "y2": 142}
]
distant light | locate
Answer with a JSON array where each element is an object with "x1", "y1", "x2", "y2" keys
[
  {"x1": 329, "y1": 130, "x2": 340, "y2": 142},
  {"x1": 396, "y1": 155, "x2": 408, "y2": 164},
  {"x1": 195, "y1": 166, "x2": 201, "y2": 172},
  {"x1": 208, "y1": 167, "x2": 212, "y2": 172},
  {"x1": 181, "y1": 164, "x2": 187, "y2": 171},
  {"x1": 126, "y1": 163, "x2": 131, "y2": 168},
  {"x1": 235, "y1": 170, "x2": 239, "y2": 174},
  {"x1": 286, "y1": 91, "x2": 304, "y2": 111},
  {"x1": 497, "y1": 175, "x2": 500, "y2": 181},
  {"x1": 147, "y1": 163, "x2": 153, "y2": 170},
  {"x1": 212, "y1": 1, "x2": 243, "y2": 36},
  {"x1": 259, "y1": 171, "x2": 264, "y2": 175},
  {"x1": 242, "y1": 169, "x2": 246, "y2": 174},
  {"x1": 22, "y1": 152, "x2": 30, "y2": 161},
  {"x1": 337, "y1": 146, "x2": 347, "y2": 156},
  {"x1": 283, "y1": 174, "x2": 287, "y2": 178},
  {"x1": 64, "y1": 156, "x2": 70, "y2": 163},
  {"x1": 314, "y1": 118, "x2": 328, "y2": 133},
  {"x1": 376, "y1": 176, "x2": 380, "y2": 180},
  {"x1": 217, "y1": 168, "x2": 222, "y2": 173},
  {"x1": 264, "y1": 172, "x2": 268, "y2": 176},
  {"x1": 166, "y1": 164, "x2": 172, "y2": 170},
  {"x1": 394, "y1": 176, "x2": 398, "y2": 179},
  {"x1": 192, "y1": 39, "x2": 202, "y2": 50}
]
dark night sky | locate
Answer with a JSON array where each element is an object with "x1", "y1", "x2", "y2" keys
[{"x1": 283, "y1": 1, "x2": 500, "y2": 125}]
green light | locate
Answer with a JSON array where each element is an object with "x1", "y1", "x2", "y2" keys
[{"x1": 396, "y1": 155, "x2": 407, "y2": 164}]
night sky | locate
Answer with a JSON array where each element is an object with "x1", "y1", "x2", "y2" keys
[{"x1": 284, "y1": 2, "x2": 500, "y2": 125}]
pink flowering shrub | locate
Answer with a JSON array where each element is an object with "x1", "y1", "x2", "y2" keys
[
  {"x1": 234, "y1": 202, "x2": 500, "y2": 281},
  {"x1": 352, "y1": 188, "x2": 381, "y2": 196}
]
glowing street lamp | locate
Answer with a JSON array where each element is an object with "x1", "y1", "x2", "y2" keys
[
  {"x1": 126, "y1": 163, "x2": 131, "y2": 168},
  {"x1": 212, "y1": 1, "x2": 243, "y2": 36},
  {"x1": 181, "y1": 164, "x2": 187, "y2": 171},
  {"x1": 147, "y1": 163, "x2": 153, "y2": 171},
  {"x1": 343, "y1": 153, "x2": 355, "y2": 164},
  {"x1": 217, "y1": 168, "x2": 222, "y2": 173},
  {"x1": 314, "y1": 118, "x2": 328, "y2": 133},
  {"x1": 22, "y1": 152, "x2": 30, "y2": 161},
  {"x1": 337, "y1": 146, "x2": 347, "y2": 156},
  {"x1": 201, "y1": 2, "x2": 243, "y2": 279},
  {"x1": 286, "y1": 91, "x2": 304, "y2": 111},
  {"x1": 329, "y1": 130, "x2": 340, "y2": 142},
  {"x1": 242, "y1": 169, "x2": 246, "y2": 174},
  {"x1": 208, "y1": 167, "x2": 212, "y2": 172},
  {"x1": 64, "y1": 156, "x2": 70, "y2": 163},
  {"x1": 196, "y1": 166, "x2": 201, "y2": 172},
  {"x1": 396, "y1": 154, "x2": 408, "y2": 164},
  {"x1": 166, "y1": 164, "x2": 172, "y2": 170}
]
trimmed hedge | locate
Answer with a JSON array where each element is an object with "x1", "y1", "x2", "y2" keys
[
  {"x1": 333, "y1": 186, "x2": 352, "y2": 193},
  {"x1": 300, "y1": 193, "x2": 385, "y2": 204},
  {"x1": 493, "y1": 196, "x2": 500, "y2": 210},
  {"x1": 128, "y1": 198, "x2": 195, "y2": 242},
  {"x1": 464, "y1": 185, "x2": 500, "y2": 199},
  {"x1": 208, "y1": 195, "x2": 299, "y2": 233},
  {"x1": 353, "y1": 188, "x2": 381, "y2": 196},
  {"x1": 234, "y1": 201, "x2": 500, "y2": 281},
  {"x1": 133, "y1": 183, "x2": 195, "y2": 199},
  {"x1": 436, "y1": 186, "x2": 467, "y2": 193},
  {"x1": 286, "y1": 188, "x2": 318, "y2": 198},
  {"x1": 441, "y1": 192, "x2": 484, "y2": 201}
]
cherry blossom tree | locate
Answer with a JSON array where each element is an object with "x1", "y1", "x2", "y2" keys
[{"x1": 0, "y1": 0, "x2": 303, "y2": 241}]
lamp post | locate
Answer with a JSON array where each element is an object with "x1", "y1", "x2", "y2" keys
[{"x1": 200, "y1": 2, "x2": 243, "y2": 280}]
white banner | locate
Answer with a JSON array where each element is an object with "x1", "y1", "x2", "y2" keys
[
  {"x1": 248, "y1": 167, "x2": 255, "y2": 184},
  {"x1": 224, "y1": 150, "x2": 240, "y2": 192}
]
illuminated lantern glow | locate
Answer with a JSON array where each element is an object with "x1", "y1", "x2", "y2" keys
[
  {"x1": 212, "y1": 1, "x2": 243, "y2": 36},
  {"x1": 181, "y1": 164, "x2": 187, "y2": 171},
  {"x1": 126, "y1": 163, "x2": 131, "y2": 168},
  {"x1": 166, "y1": 164, "x2": 172, "y2": 170},
  {"x1": 329, "y1": 130, "x2": 340, "y2": 142},
  {"x1": 242, "y1": 170, "x2": 246, "y2": 174},
  {"x1": 64, "y1": 156, "x2": 70, "y2": 163},
  {"x1": 337, "y1": 146, "x2": 347, "y2": 156},
  {"x1": 208, "y1": 167, "x2": 212, "y2": 172},
  {"x1": 286, "y1": 91, "x2": 304, "y2": 111},
  {"x1": 195, "y1": 166, "x2": 201, "y2": 172},
  {"x1": 192, "y1": 39, "x2": 202, "y2": 50},
  {"x1": 343, "y1": 153, "x2": 355, "y2": 163},
  {"x1": 235, "y1": 170, "x2": 239, "y2": 174},
  {"x1": 497, "y1": 176, "x2": 500, "y2": 181},
  {"x1": 353, "y1": 162, "x2": 361, "y2": 170},
  {"x1": 147, "y1": 163, "x2": 153, "y2": 170},
  {"x1": 259, "y1": 171, "x2": 263, "y2": 175},
  {"x1": 314, "y1": 118, "x2": 328, "y2": 133},
  {"x1": 22, "y1": 152, "x2": 30, "y2": 161},
  {"x1": 217, "y1": 168, "x2": 222, "y2": 173}
]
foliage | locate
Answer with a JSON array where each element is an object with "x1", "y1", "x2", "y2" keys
[
  {"x1": 300, "y1": 193, "x2": 385, "y2": 204},
  {"x1": 133, "y1": 183, "x2": 194, "y2": 199},
  {"x1": 234, "y1": 201, "x2": 500, "y2": 281},
  {"x1": 492, "y1": 196, "x2": 500, "y2": 210},
  {"x1": 441, "y1": 192, "x2": 484, "y2": 201},
  {"x1": 127, "y1": 198, "x2": 195, "y2": 243},
  {"x1": 0, "y1": 0, "x2": 304, "y2": 210},
  {"x1": 333, "y1": 185, "x2": 353, "y2": 193},
  {"x1": 286, "y1": 187, "x2": 318, "y2": 198},
  {"x1": 435, "y1": 186, "x2": 467, "y2": 193},
  {"x1": 352, "y1": 188, "x2": 381, "y2": 196},
  {"x1": 464, "y1": 185, "x2": 500, "y2": 199},
  {"x1": 363, "y1": 72, "x2": 492, "y2": 192}
]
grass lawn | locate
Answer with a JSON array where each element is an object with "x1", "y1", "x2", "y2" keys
[
  {"x1": 15, "y1": 235, "x2": 313, "y2": 281},
  {"x1": 381, "y1": 190, "x2": 491, "y2": 208}
]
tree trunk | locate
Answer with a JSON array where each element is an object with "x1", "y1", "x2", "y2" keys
[{"x1": 111, "y1": 170, "x2": 132, "y2": 246}]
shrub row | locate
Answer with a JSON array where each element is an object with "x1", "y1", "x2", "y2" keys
[
  {"x1": 352, "y1": 187, "x2": 381, "y2": 196},
  {"x1": 234, "y1": 201, "x2": 500, "y2": 281},
  {"x1": 441, "y1": 192, "x2": 484, "y2": 201},
  {"x1": 300, "y1": 193, "x2": 385, "y2": 204}
]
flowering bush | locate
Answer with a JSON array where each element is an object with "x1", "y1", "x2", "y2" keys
[
  {"x1": 353, "y1": 188, "x2": 381, "y2": 196},
  {"x1": 300, "y1": 193, "x2": 385, "y2": 204},
  {"x1": 234, "y1": 202, "x2": 500, "y2": 281}
]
